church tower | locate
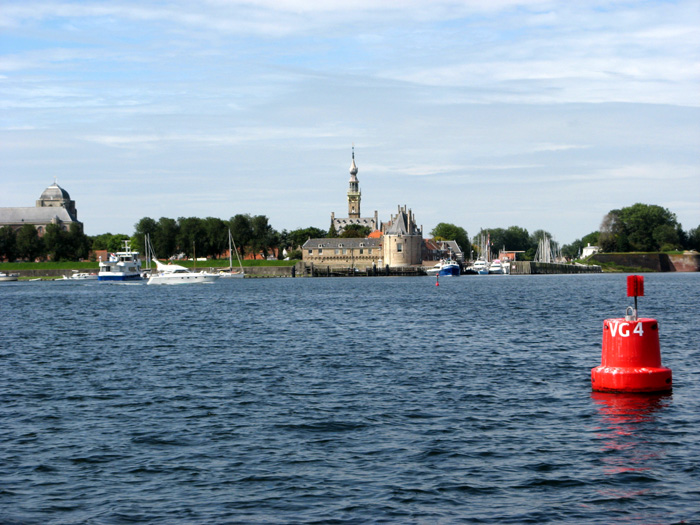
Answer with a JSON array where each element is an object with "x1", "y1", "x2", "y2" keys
[{"x1": 347, "y1": 147, "x2": 361, "y2": 219}]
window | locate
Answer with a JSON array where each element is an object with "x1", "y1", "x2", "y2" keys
[
  {"x1": 308, "y1": 249, "x2": 313, "y2": 255},
  {"x1": 397, "y1": 243, "x2": 403, "y2": 252},
  {"x1": 335, "y1": 249, "x2": 339, "y2": 254},
  {"x1": 368, "y1": 249, "x2": 373, "y2": 254},
  {"x1": 359, "y1": 249, "x2": 364, "y2": 254},
  {"x1": 318, "y1": 248, "x2": 323, "y2": 255},
  {"x1": 342, "y1": 248, "x2": 347, "y2": 255}
]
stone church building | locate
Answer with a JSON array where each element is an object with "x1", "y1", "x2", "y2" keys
[{"x1": 0, "y1": 181, "x2": 82, "y2": 235}]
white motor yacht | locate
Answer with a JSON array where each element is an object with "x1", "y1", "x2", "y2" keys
[{"x1": 147, "y1": 259, "x2": 219, "y2": 285}]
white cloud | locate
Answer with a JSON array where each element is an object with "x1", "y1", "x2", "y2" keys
[{"x1": 1, "y1": 0, "x2": 698, "y2": 243}]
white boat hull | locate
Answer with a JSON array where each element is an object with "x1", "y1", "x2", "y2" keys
[
  {"x1": 63, "y1": 273, "x2": 98, "y2": 280},
  {"x1": 147, "y1": 273, "x2": 220, "y2": 285},
  {"x1": 218, "y1": 271, "x2": 245, "y2": 279}
]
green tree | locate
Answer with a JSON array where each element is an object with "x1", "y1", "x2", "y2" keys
[
  {"x1": 43, "y1": 224, "x2": 70, "y2": 261},
  {"x1": 177, "y1": 217, "x2": 205, "y2": 258},
  {"x1": 328, "y1": 222, "x2": 338, "y2": 238},
  {"x1": 91, "y1": 233, "x2": 130, "y2": 253},
  {"x1": 67, "y1": 223, "x2": 92, "y2": 260},
  {"x1": 340, "y1": 225, "x2": 372, "y2": 238},
  {"x1": 0, "y1": 226, "x2": 18, "y2": 262},
  {"x1": 202, "y1": 217, "x2": 228, "y2": 258},
  {"x1": 431, "y1": 223, "x2": 469, "y2": 253},
  {"x1": 250, "y1": 215, "x2": 275, "y2": 258},
  {"x1": 154, "y1": 217, "x2": 179, "y2": 259},
  {"x1": 687, "y1": 225, "x2": 700, "y2": 251},
  {"x1": 16, "y1": 224, "x2": 44, "y2": 261},
  {"x1": 288, "y1": 227, "x2": 326, "y2": 248},
  {"x1": 133, "y1": 217, "x2": 158, "y2": 255},
  {"x1": 229, "y1": 214, "x2": 253, "y2": 259},
  {"x1": 502, "y1": 226, "x2": 530, "y2": 251},
  {"x1": 600, "y1": 204, "x2": 681, "y2": 252}
]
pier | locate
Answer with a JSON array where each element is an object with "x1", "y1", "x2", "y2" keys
[{"x1": 510, "y1": 261, "x2": 602, "y2": 274}]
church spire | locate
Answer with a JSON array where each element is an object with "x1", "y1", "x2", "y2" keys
[
  {"x1": 349, "y1": 145, "x2": 358, "y2": 178},
  {"x1": 347, "y1": 145, "x2": 361, "y2": 219}
]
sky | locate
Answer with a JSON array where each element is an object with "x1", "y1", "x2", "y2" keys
[{"x1": 1, "y1": 0, "x2": 699, "y2": 245}]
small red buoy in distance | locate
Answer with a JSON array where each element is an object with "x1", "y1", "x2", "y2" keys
[
  {"x1": 591, "y1": 275, "x2": 672, "y2": 393},
  {"x1": 435, "y1": 274, "x2": 439, "y2": 287}
]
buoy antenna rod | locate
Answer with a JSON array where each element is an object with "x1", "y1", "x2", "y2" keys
[{"x1": 626, "y1": 275, "x2": 644, "y2": 320}]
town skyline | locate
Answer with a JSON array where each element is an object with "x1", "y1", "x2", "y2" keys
[{"x1": 2, "y1": 1, "x2": 699, "y2": 245}]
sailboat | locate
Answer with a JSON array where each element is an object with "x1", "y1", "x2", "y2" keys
[
  {"x1": 219, "y1": 230, "x2": 245, "y2": 278},
  {"x1": 473, "y1": 233, "x2": 490, "y2": 275}
]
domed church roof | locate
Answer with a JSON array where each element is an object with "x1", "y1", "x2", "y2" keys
[{"x1": 39, "y1": 182, "x2": 71, "y2": 201}]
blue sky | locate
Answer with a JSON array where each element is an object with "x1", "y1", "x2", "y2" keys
[{"x1": 2, "y1": 0, "x2": 699, "y2": 244}]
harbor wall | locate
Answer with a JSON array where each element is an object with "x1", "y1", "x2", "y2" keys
[
  {"x1": 510, "y1": 262, "x2": 602, "y2": 275},
  {"x1": 589, "y1": 253, "x2": 700, "y2": 272}
]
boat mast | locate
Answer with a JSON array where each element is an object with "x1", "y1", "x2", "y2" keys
[{"x1": 228, "y1": 230, "x2": 233, "y2": 269}]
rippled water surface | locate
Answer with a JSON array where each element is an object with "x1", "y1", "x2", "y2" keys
[{"x1": 1, "y1": 273, "x2": 699, "y2": 524}]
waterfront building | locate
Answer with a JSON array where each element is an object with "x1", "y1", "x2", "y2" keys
[
  {"x1": 0, "y1": 181, "x2": 82, "y2": 235},
  {"x1": 424, "y1": 239, "x2": 464, "y2": 264},
  {"x1": 581, "y1": 243, "x2": 600, "y2": 258},
  {"x1": 303, "y1": 149, "x2": 427, "y2": 269},
  {"x1": 303, "y1": 205, "x2": 424, "y2": 269},
  {"x1": 302, "y1": 237, "x2": 383, "y2": 269},
  {"x1": 382, "y1": 205, "x2": 423, "y2": 267}
]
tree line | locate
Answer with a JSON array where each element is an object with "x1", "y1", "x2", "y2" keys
[
  {"x1": 0, "y1": 223, "x2": 91, "y2": 262},
  {"x1": 1, "y1": 203, "x2": 697, "y2": 263},
  {"x1": 432, "y1": 203, "x2": 699, "y2": 261}
]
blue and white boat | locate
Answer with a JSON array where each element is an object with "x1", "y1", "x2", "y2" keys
[
  {"x1": 98, "y1": 241, "x2": 142, "y2": 281},
  {"x1": 426, "y1": 259, "x2": 461, "y2": 276}
]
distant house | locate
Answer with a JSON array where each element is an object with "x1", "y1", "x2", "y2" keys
[
  {"x1": 498, "y1": 250, "x2": 525, "y2": 263},
  {"x1": 423, "y1": 239, "x2": 464, "y2": 263},
  {"x1": 582, "y1": 243, "x2": 600, "y2": 258}
]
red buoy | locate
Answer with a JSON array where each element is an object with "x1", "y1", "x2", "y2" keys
[{"x1": 591, "y1": 276, "x2": 672, "y2": 393}]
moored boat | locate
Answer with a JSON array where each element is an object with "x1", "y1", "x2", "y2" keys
[
  {"x1": 426, "y1": 259, "x2": 460, "y2": 276},
  {"x1": 98, "y1": 241, "x2": 142, "y2": 281},
  {"x1": 219, "y1": 229, "x2": 245, "y2": 279},
  {"x1": 489, "y1": 259, "x2": 504, "y2": 274},
  {"x1": 63, "y1": 271, "x2": 98, "y2": 280},
  {"x1": 147, "y1": 259, "x2": 219, "y2": 285},
  {"x1": 473, "y1": 259, "x2": 490, "y2": 275},
  {"x1": 0, "y1": 272, "x2": 19, "y2": 282}
]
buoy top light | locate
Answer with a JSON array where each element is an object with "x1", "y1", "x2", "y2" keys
[{"x1": 627, "y1": 275, "x2": 644, "y2": 298}]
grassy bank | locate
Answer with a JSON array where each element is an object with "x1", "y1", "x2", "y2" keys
[{"x1": 0, "y1": 259, "x2": 298, "y2": 271}]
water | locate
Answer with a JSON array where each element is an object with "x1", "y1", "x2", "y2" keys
[{"x1": 1, "y1": 273, "x2": 699, "y2": 524}]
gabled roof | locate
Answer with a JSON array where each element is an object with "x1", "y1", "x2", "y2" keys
[
  {"x1": 384, "y1": 206, "x2": 420, "y2": 236},
  {"x1": 0, "y1": 206, "x2": 77, "y2": 225},
  {"x1": 302, "y1": 238, "x2": 382, "y2": 249}
]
